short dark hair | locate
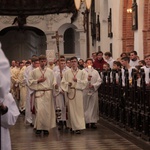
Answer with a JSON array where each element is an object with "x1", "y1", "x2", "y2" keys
[
  {"x1": 121, "y1": 56, "x2": 130, "y2": 63},
  {"x1": 130, "y1": 50, "x2": 137, "y2": 55},
  {"x1": 79, "y1": 59, "x2": 84, "y2": 62},
  {"x1": 96, "y1": 51, "x2": 103, "y2": 56},
  {"x1": 19, "y1": 61, "x2": 24, "y2": 66},
  {"x1": 104, "y1": 52, "x2": 112, "y2": 57},
  {"x1": 57, "y1": 55, "x2": 65, "y2": 62},
  {"x1": 31, "y1": 57, "x2": 39, "y2": 62},
  {"x1": 139, "y1": 60, "x2": 146, "y2": 66},
  {"x1": 39, "y1": 55, "x2": 47, "y2": 61},
  {"x1": 113, "y1": 61, "x2": 122, "y2": 68},
  {"x1": 85, "y1": 58, "x2": 93, "y2": 63},
  {"x1": 120, "y1": 52, "x2": 128, "y2": 57},
  {"x1": 25, "y1": 61, "x2": 31, "y2": 65},
  {"x1": 104, "y1": 63, "x2": 110, "y2": 68},
  {"x1": 66, "y1": 58, "x2": 70, "y2": 62},
  {"x1": 70, "y1": 56, "x2": 78, "y2": 61}
]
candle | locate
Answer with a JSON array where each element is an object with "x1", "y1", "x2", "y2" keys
[{"x1": 88, "y1": 65, "x2": 92, "y2": 77}]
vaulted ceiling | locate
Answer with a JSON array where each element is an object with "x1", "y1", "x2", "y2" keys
[{"x1": 0, "y1": 0, "x2": 76, "y2": 16}]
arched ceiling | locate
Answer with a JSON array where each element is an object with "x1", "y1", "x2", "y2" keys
[{"x1": 0, "y1": 0, "x2": 76, "y2": 16}]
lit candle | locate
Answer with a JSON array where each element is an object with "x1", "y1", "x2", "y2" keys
[{"x1": 88, "y1": 65, "x2": 92, "y2": 77}]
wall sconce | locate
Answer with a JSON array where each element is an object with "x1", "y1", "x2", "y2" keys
[
  {"x1": 127, "y1": 8, "x2": 132, "y2": 13},
  {"x1": 74, "y1": 0, "x2": 92, "y2": 10}
]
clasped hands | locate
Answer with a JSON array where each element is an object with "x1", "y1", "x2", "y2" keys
[
  {"x1": 88, "y1": 75, "x2": 93, "y2": 88},
  {"x1": 89, "y1": 84, "x2": 93, "y2": 88},
  {"x1": 37, "y1": 75, "x2": 46, "y2": 83},
  {"x1": 68, "y1": 77, "x2": 77, "y2": 86},
  {"x1": 88, "y1": 75, "x2": 92, "y2": 81}
]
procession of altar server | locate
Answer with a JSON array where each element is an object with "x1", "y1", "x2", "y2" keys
[
  {"x1": 7, "y1": 50, "x2": 150, "y2": 136},
  {"x1": 1, "y1": 43, "x2": 150, "y2": 149}
]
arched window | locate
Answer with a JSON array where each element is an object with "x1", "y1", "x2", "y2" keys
[{"x1": 64, "y1": 28, "x2": 75, "y2": 54}]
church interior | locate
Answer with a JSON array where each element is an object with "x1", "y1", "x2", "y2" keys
[{"x1": 0, "y1": 0, "x2": 150, "y2": 150}]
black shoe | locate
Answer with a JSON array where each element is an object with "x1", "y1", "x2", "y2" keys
[
  {"x1": 75, "y1": 130, "x2": 81, "y2": 134},
  {"x1": 70, "y1": 128, "x2": 74, "y2": 133},
  {"x1": 21, "y1": 110, "x2": 25, "y2": 115},
  {"x1": 30, "y1": 123, "x2": 34, "y2": 127},
  {"x1": 91, "y1": 123, "x2": 97, "y2": 129},
  {"x1": 43, "y1": 130, "x2": 49, "y2": 135},
  {"x1": 36, "y1": 130, "x2": 42, "y2": 135},
  {"x1": 86, "y1": 123, "x2": 90, "y2": 129}
]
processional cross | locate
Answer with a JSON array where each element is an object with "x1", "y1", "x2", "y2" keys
[
  {"x1": 52, "y1": 31, "x2": 63, "y2": 56},
  {"x1": 52, "y1": 31, "x2": 63, "y2": 76}
]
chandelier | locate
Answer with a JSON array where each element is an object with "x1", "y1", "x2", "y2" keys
[{"x1": 74, "y1": 0, "x2": 92, "y2": 10}]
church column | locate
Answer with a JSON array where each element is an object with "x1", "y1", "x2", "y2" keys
[
  {"x1": 122, "y1": 0, "x2": 134, "y2": 53},
  {"x1": 45, "y1": 32, "x2": 55, "y2": 50},
  {"x1": 134, "y1": 0, "x2": 144, "y2": 59},
  {"x1": 76, "y1": 30, "x2": 86, "y2": 60},
  {"x1": 143, "y1": 0, "x2": 150, "y2": 56}
]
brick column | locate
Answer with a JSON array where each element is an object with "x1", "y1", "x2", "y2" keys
[
  {"x1": 122, "y1": 0, "x2": 134, "y2": 53},
  {"x1": 143, "y1": 0, "x2": 150, "y2": 56}
]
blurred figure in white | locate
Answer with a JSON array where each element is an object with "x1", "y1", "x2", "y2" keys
[
  {"x1": 66, "y1": 58, "x2": 72, "y2": 68},
  {"x1": 129, "y1": 51, "x2": 139, "y2": 67},
  {"x1": 83, "y1": 58, "x2": 102, "y2": 129},
  {"x1": 121, "y1": 56, "x2": 135, "y2": 86},
  {"x1": 61, "y1": 56, "x2": 88, "y2": 134},
  {"x1": 24, "y1": 57, "x2": 39, "y2": 126},
  {"x1": 144, "y1": 54, "x2": 150, "y2": 68},
  {"x1": 18, "y1": 61, "x2": 27, "y2": 114},
  {"x1": 104, "y1": 52, "x2": 114, "y2": 69},
  {"x1": 53, "y1": 60, "x2": 69, "y2": 130},
  {"x1": 10, "y1": 60, "x2": 20, "y2": 100},
  {"x1": 28, "y1": 55, "x2": 57, "y2": 135},
  {"x1": 0, "y1": 43, "x2": 20, "y2": 150},
  {"x1": 48, "y1": 59, "x2": 55, "y2": 70}
]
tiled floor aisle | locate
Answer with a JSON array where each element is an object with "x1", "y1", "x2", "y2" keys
[{"x1": 10, "y1": 115, "x2": 143, "y2": 150}]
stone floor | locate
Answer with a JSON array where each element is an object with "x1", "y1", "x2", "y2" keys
[{"x1": 10, "y1": 115, "x2": 145, "y2": 150}]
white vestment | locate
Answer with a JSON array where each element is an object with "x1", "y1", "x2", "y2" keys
[
  {"x1": 0, "y1": 44, "x2": 20, "y2": 150},
  {"x1": 61, "y1": 68, "x2": 88, "y2": 131},
  {"x1": 129, "y1": 59, "x2": 139, "y2": 67},
  {"x1": 18, "y1": 66, "x2": 27, "y2": 111},
  {"x1": 104, "y1": 57, "x2": 114, "y2": 69},
  {"x1": 141, "y1": 66, "x2": 150, "y2": 84},
  {"x1": 24, "y1": 65, "x2": 35, "y2": 124},
  {"x1": 1, "y1": 93, "x2": 20, "y2": 150},
  {"x1": 53, "y1": 67, "x2": 70, "y2": 121},
  {"x1": 28, "y1": 67, "x2": 56, "y2": 130},
  {"x1": 83, "y1": 67, "x2": 102, "y2": 123},
  {"x1": 10, "y1": 66, "x2": 20, "y2": 100},
  {"x1": 0, "y1": 47, "x2": 10, "y2": 101}
]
